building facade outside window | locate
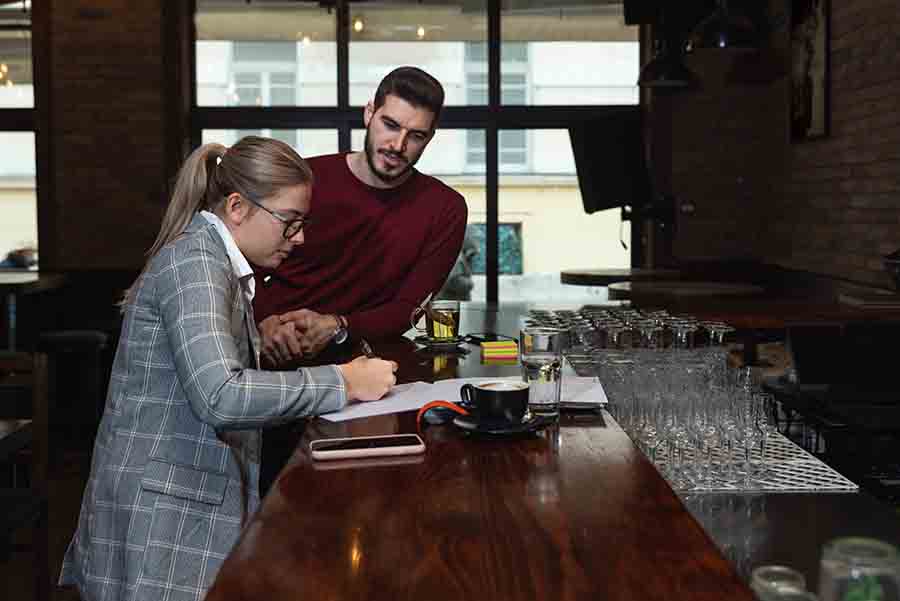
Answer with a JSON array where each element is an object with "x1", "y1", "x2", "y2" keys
[
  {"x1": 0, "y1": 4, "x2": 36, "y2": 266},
  {"x1": 464, "y1": 42, "x2": 528, "y2": 174},
  {"x1": 195, "y1": 1, "x2": 638, "y2": 303},
  {"x1": 232, "y1": 42, "x2": 298, "y2": 107}
]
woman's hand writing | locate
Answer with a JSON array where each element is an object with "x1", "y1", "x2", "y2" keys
[{"x1": 339, "y1": 356, "x2": 399, "y2": 401}]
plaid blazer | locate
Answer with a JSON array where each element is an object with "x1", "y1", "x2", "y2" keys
[{"x1": 60, "y1": 214, "x2": 347, "y2": 601}]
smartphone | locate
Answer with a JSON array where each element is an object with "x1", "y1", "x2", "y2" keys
[
  {"x1": 309, "y1": 433, "x2": 426, "y2": 461},
  {"x1": 465, "y1": 333, "x2": 512, "y2": 344}
]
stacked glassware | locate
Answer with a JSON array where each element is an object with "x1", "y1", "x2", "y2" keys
[{"x1": 525, "y1": 307, "x2": 785, "y2": 492}]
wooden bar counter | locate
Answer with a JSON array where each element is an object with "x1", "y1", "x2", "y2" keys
[
  {"x1": 204, "y1": 304, "x2": 900, "y2": 601},
  {"x1": 204, "y1": 305, "x2": 753, "y2": 601},
  {"x1": 207, "y1": 410, "x2": 753, "y2": 600}
]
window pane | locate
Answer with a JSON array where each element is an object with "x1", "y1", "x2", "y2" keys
[
  {"x1": 271, "y1": 129, "x2": 298, "y2": 149},
  {"x1": 233, "y1": 41, "x2": 296, "y2": 63},
  {"x1": 498, "y1": 129, "x2": 628, "y2": 302},
  {"x1": 196, "y1": 1, "x2": 336, "y2": 106},
  {"x1": 235, "y1": 85, "x2": 261, "y2": 106},
  {"x1": 270, "y1": 85, "x2": 296, "y2": 106},
  {"x1": 0, "y1": 132, "x2": 36, "y2": 263},
  {"x1": 464, "y1": 129, "x2": 529, "y2": 174},
  {"x1": 349, "y1": 2, "x2": 486, "y2": 107},
  {"x1": 469, "y1": 223, "x2": 522, "y2": 275},
  {"x1": 0, "y1": 26, "x2": 33, "y2": 108},
  {"x1": 352, "y1": 127, "x2": 483, "y2": 301},
  {"x1": 464, "y1": 42, "x2": 530, "y2": 107},
  {"x1": 270, "y1": 72, "x2": 295, "y2": 86},
  {"x1": 202, "y1": 130, "x2": 338, "y2": 159},
  {"x1": 502, "y1": 5, "x2": 638, "y2": 105},
  {"x1": 234, "y1": 73, "x2": 260, "y2": 86}
]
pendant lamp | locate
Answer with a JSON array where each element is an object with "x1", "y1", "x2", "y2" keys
[{"x1": 686, "y1": 0, "x2": 758, "y2": 51}]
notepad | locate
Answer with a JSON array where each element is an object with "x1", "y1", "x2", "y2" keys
[{"x1": 481, "y1": 340, "x2": 518, "y2": 359}]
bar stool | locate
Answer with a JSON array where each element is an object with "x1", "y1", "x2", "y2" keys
[{"x1": 37, "y1": 330, "x2": 109, "y2": 451}]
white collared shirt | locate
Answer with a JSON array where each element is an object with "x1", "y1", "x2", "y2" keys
[{"x1": 200, "y1": 210, "x2": 256, "y2": 303}]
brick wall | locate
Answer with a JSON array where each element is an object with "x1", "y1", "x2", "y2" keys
[
  {"x1": 769, "y1": 0, "x2": 900, "y2": 288},
  {"x1": 44, "y1": 0, "x2": 168, "y2": 270},
  {"x1": 665, "y1": 0, "x2": 900, "y2": 289}
]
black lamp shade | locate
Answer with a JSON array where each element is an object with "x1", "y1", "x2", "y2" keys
[
  {"x1": 687, "y1": 2, "x2": 758, "y2": 50},
  {"x1": 638, "y1": 54, "x2": 697, "y2": 89}
]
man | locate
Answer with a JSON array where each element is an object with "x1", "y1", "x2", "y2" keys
[{"x1": 254, "y1": 66, "x2": 467, "y2": 366}]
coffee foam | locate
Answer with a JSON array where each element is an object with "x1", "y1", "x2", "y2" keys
[{"x1": 475, "y1": 381, "x2": 529, "y2": 391}]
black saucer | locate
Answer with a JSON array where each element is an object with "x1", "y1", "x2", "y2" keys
[
  {"x1": 413, "y1": 335, "x2": 467, "y2": 351},
  {"x1": 452, "y1": 412, "x2": 556, "y2": 436}
]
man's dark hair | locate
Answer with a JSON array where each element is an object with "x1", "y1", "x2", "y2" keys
[{"x1": 373, "y1": 66, "x2": 445, "y2": 127}]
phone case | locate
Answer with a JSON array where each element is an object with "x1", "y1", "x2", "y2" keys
[
  {"x1": 309, "y1": 434, "x2": 426, "y2": 461},
  {"x1": 312, "y1": 454, "x2": 426, "y2": 471}
]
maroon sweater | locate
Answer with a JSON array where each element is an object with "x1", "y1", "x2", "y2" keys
[{"x1": 253, "y1": 153, "x2": 467, "y2": 340}]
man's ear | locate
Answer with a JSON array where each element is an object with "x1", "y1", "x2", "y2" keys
[{"x1": 363, "y1": 101, "x2": 375, "y2": 127}]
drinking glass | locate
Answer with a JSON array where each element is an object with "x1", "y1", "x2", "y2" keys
[
  {"x1": 411, "y1": 299, "x2": 461, "y2": 342},
  {"x1": 704, "y1": 321, "x2": 735, "y2": 346},
  {"x1": 634, "y1": 318, "x2": 663, "y2": 349},
  {"x1": 670, "y1": 317, "x2": 699, "y2": 350},
  {"x1": 519, "y1": 326, "x2": 567, "y2": 419},
  {"x1": 751, "y1": 565, "x2": 810, "y2": 601},
  {"x1": 755, "y1": 391, "x2": 779, "y2": 477},
  {"x1": 819, "y1": 537, "x2": 900, "y2": 601}
]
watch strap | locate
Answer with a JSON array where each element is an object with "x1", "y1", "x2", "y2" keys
[{"x1": 332, "y1": 314, "x2": 349, "y2": 345}]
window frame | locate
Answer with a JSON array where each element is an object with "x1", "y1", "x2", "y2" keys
[
  {"x1": 190, "y1": 0, "x2": 641, "y2": 302},
  {"x1": 0, "y1": 5, "x2": 40, "y2": 267}
]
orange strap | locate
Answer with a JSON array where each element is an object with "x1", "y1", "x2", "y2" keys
[{"x1": 416, "y1": 400, "x2": 470, "y2": 435}]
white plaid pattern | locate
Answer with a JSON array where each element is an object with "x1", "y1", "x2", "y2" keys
[{"x1": 60, "y1": 215, "x2": 347, "y2": 601}]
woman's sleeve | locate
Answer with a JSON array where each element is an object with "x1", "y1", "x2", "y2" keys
[{"x1": 158, "y1": 236, "x2": 347, "y2": 430}]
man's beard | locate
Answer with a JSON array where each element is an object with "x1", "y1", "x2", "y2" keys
[{"x1": 364, "y1": 129, "x2": 416, "y2": 184}]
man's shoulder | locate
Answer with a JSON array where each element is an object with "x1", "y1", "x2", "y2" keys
[
  {"x1": 307, "y1": 152, "x2": 346, "y2": 173},
  {"x1": 416, "y1": 172, "x2": 466, "y2": 209}
]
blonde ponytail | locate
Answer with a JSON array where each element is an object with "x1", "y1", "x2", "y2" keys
[{"x1": 149, "y1": 143, "x2": 227, "y2": 260}]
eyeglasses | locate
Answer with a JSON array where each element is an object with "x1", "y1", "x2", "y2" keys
[{"x1": 244, "y1": 196, "x2": 310, "y2": 239}]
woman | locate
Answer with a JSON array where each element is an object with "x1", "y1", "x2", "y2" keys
[{"x1": 59, "y1": 136, "x2": 397, "y2": 601}]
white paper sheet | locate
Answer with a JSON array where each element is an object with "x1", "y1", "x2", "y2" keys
[
  {"x1": 319, "y1": 382, "x2": 433, "y2": 422},
  {"x1": 561, "y1": 377, "x2": 608, "y2": 406},
  {"x1": 320, "y1": 375, "x2": 607, "y2": 422}
]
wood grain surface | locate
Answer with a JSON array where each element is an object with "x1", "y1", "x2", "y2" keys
[{"x1": 206, "y1": 308, "x2": 754, "y2": 601}]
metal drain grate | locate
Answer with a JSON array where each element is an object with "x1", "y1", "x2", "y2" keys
[{"x1": 605, "y1": 413, "x2": 859, "y2": 494}]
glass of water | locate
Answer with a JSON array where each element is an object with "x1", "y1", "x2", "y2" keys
[
  {"x1": 751, "y1": 565, "x2": 808, "y2": 600},
  {"x1": 819, "y1": 537, "x2": 900, "y2": 601},
  {"x1": 519, "y1": 326, "x2": 567, "y2": 419}
]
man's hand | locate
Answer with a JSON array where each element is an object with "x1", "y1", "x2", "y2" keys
[
  {"x1": 258, "y1": 314, "x2": 304, "y2": 367},
  {"x1": 282, "y1": 309, "x2": 341, "y2": 357}
]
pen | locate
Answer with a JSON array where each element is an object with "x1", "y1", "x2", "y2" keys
[{"x1": 360, "y1": 338, "x2": 375, "y2": 358}]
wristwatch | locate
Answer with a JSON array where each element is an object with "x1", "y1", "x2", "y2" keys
[{"x1": 332, "y1": 315, "x2": 349, "y2": 345}]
